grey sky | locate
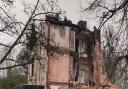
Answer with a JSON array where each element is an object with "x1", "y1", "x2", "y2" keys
[
  {"x1": 59, "y1": 0, "x2": 98, "y2": 29},
  {"x1": 14, "y1": 0, "x2": 82, "y2": 23},
  {"x1": 13, "y1": 0, "x2": 98, "y2": 30},
  {"x1": 59, "y1": 0, "x2": 81, "y2": 23}
]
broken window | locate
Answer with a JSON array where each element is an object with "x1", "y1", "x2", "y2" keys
[
  {"x1": 79, "y1": 40, "x2": 86, "y2": 53},
  {"x1": 31, "y1": 63, "x2": 34, "y2": 76},
  {"x1": 75, "y1": 39, "x2": 79, "y2": 52},
  {"x1": 78, "y1": 70, "x2": 85, "y2": 84},
  {"x1": 70, "y1": 30, "x2": 75, "y2": 50},
  {"x1": 78, "y1": 70, "x2": 88, "y2": 85},
  {"x1": 31, "y1": 58, "x2": 35, "y2": 77},
  {"x1": 59, "y1": 27, "x2": 65, "y2": 38}
]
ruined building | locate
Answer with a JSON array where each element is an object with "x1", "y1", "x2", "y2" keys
[{"x1": 28, "y1": 15, "x2": 118, "y2": 89}]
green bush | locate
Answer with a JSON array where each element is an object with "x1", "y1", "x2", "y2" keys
[{"x1": 0, "y1": 70, "x2": 27, "y2": 89}]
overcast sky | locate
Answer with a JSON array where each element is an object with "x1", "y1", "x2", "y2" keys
[
  {"x1": 59, "y1": 0, "x2": 93, "y2": 22},
  {"x1": 14, "y1": 0, "x2": 83, "y2": 23},
  {"x1": 59, "y1": 0, "x2": 81, "y2": 23},
  {"x1": 13, "y1": 0, "x2": 98, "y2": 30},
  {"x1": 59, "y1": 0, "x2": 98, "y2": 29}
]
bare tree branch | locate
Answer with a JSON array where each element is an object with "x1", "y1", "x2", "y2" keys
[{"x1": 0, "y1": 0, "x2": 40, "y2": 65}]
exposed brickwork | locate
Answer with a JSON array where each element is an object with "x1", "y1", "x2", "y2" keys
[{"x1": 28, "y1": 19, "x2": 119, "y2": 89}]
